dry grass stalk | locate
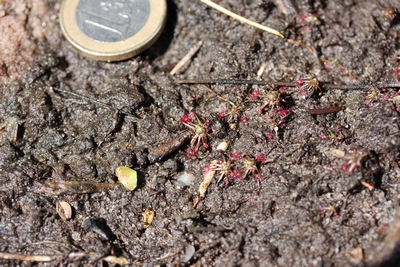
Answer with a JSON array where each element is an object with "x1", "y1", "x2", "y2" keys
[
  {"x1": 200, "y1": 0, "x2": 284, "y2": 38},
  {"x1": 170, "y1": 37, "x2": 205, "y2": 75},
  {"x1": 0, "y1": 252, "x2": 53, "y2": 262}
]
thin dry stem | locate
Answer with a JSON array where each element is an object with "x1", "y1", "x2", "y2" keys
[
  {"x1": 170, "y1": 37, "x2": 205, "y2": 75},
  {"x1": 0, "y1": 252, "x2": 131, "y2": 265},
  {"x1": 178, "y1": 79, "x2": 400, "y2": 90},
  {"x1": 0, "y1": 252, "x2": 53, "y2": 262},
  {"x1": 201, "y1": 85, "x2": 236, "y2": 107},
  {"x1": 200, "y1": 0, "x2": 284, "y2": 38},
  {"x1": 287, "y1": 39, "x2": 313, "y2": 52}
]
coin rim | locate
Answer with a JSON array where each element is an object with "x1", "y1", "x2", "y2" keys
[{"x1": 60, "y1": 0, "x2": 167, "y2": 61}]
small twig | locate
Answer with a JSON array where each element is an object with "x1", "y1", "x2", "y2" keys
[
  {"x1": 148, "y1": 131, "x2": 191, "y2": 163},
  {"x1": 360, "y1": 180, "x2": 374, "y2": 191},
  {"x1": 200, "y1": 0, "x2": 284, "y2": 38},
  {"x1": 0, "y1": 252, "x2": 53, "y2": 262},
  {"x1": 305, "y1": 106, "x2": 343, "y2": 115},
  {"x1": 170, "y1": 37, "x2": 206, "y2": 75},
  {"x1": 201, "y1": 85, "x2": 236, "y2": 106},
  {"x1": 320, "y1": 58, "x2": 357, "y2": 80},
  {"x1": 178, "y1": 79, "x2": 276, "y2": 85},
  {"x1": 52, "y1": 87, "x2": 137, "y2": 117},
  {"x1": 287, "y1": 39, "x2": 313, "y2": 52},
  {"x1": 323, "y1": 83, "x2": 400, "y2": 90},
  {"x1": 178, "y1": 79, "x2": 400, "y2": 90},
  {"x1": 0, "y1": 252, "x2": 130, "y2": 265}
]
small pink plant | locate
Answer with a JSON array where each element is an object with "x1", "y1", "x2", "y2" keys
[
  {"x1": 240, "y1": 155, "x2": 264, "y2": 188},
  {"x1": 181, "y1": 112, "x2": 211, "y2": 156},
  {"x1": 394, "y1": 67, "x2": 400, "y2": 78},
  {"x1": 253, "y1": 89, "x2": 284, "y2": 116},
  {"x1": 251, "y1": 90, "x2": 260, "y2": 100},
  {"x1": 296, "y1": 77, "x2": 321, "y2": 98},
  {"x1": 255, "y1": 154, "x2": 266, "y2": 163},
  {"x1": 219, "y1": 105, "x2": 242, "y2": 123},
  {"x1": 208, "y1": 155, "x2": 234, "y2": 185},
  {"x1": 230, "y1": 151, "x2": 242, "y2": 159},
  {"x1": 319, "y1": 132, "x2": 327, "y2": 140},
  {"x1": 364, "y1": 100, "x2": 372, "y2": 107},
  {"x1": 218, "y1": 112, "x2": 226, "y2": 119},
  {"x1": 278, "y1": 109, "x2": 290, "y2": 117},
  {"x1": 364, "y1": 88, "x2": 390, "y2": 107},
  {"x1": 186, "y1": 147, "x2": 197, "y2": 159},
  {"x1": 341, "y1": 148, "x2": 368, "y2": 174},
  {"x1": 232, "y1": 169, "x2": 243, "y2": 180},
  {"x1": 240, "y1": 115, "x2": 249, "y2": 124},
  {"x1": 389, "y1": 90, "x2": 400, "y2": 112}
]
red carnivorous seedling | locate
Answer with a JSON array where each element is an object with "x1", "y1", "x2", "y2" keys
[
  {"x1": 341, "y1": 147, "x2": 368, "y2": 174},
  {"x1": 394, "y1": 68, "x2": 400, "y2": 79},
  {"x1": 201, "y1": 85, "x2": 245, "y2": 125},
  {"x1": 181, "y1": 112, "x2": 211, "y2": 156},
  {"x1": 364, "y1": 87, "x2": 388, "y2": 107},
  {"x1": 205, "y1": 154, "x2": 234, "y2": 186},
  {"x1": 389, "y1": 90, "x2": 400, "y2": 112},
  {"x1": 265, "y1": 117, "x2": 287, "y2": 139},
  {"x1": 296, "y1": 77, "x2": 322, "y2": 98},
  {"x1": 218, "y1": 104, "x2": 243, "y2": 123},
  {"x1": 318, "y1": 205, "x2": 340, "y2": 218},
  {"x1": 252, "y1": 89, "x2": 283, "y2": 116},
  {"x1": 240, "y1": 154, "x2": 265, "y2": 188}
]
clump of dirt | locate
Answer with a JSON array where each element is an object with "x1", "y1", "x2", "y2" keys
[
  {"x1": 0, "y1": 0, "x2": 60, "y2": 81},
  {"x1": 1, "y1": 0, "x2": 400, "y2": 266}
]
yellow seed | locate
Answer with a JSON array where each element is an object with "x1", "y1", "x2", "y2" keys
[
  {"x1": 143, "y1": 209, "x2": 154, "y2": 229},
  {"x1": 115, "y1": 166, "x2": 137, "y2": 191}
]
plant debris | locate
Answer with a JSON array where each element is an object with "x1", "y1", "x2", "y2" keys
[
  {"x1": 2, "y1": 0, "x2": 400, "y2": 266},
  {"x1": 200, "y1": 0, "x2": 284, "y2": 38},
  {"x1": 143, "y1": 209, "x2": 155, "y2": 229},
  {"x1": 56, "y1": 201, "x2": 73, "y2": 221},
  {"x1": 115, "y1": 166, "x2": 138, "y2": 191},
  {"x1": 40, "y1": 181, "x2": 117, "y2": 195}
]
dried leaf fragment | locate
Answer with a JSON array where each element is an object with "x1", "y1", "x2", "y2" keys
[
  {"x1": 103, "y1": 256, "x2": 130, "y2": 265},
  {"x1": 56, "y1": 201, "x2": 72, "y2": 221},
  {"x1": 347, "y1": 247, "x2": 363, "y2": 263},
  {"x1": 199, "y1": 160, "x2": 217, "y2": 197},
  {"x1": 170, "y1": 37, "x2": 205, "y2": 75},
  {"x1": 143, "y1": 209, "x2": 154, "y2": 229},
  {"x1": 115, "y1": 166, "x2": 137, "y2": 191},
  {"x1": 326, "y1": 149, "x2": 345, "y2": 158},
  {"x1": 148, "y1": 131, "x2": 190, "y2": 163}
]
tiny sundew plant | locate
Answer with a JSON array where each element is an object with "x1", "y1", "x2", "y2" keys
[
  {"x1": 296, "y1": 77, "x2": 321, "y2": 98},
  {"x1": 181, "y1": 112, "x2": 212, "y2": 158}
]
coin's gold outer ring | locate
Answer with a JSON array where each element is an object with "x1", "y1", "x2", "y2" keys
[{"x1": 60, "y1": 0, "x2": 167, "y2": 61}]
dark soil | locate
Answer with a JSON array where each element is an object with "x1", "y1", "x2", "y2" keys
[{"x1": 1, "y1": 0, "x2": 400, "y2": 266}]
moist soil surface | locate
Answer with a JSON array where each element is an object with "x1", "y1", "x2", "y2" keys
[{"x1": 1, "y1": 0, "x2": 400, "y2": 266}]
